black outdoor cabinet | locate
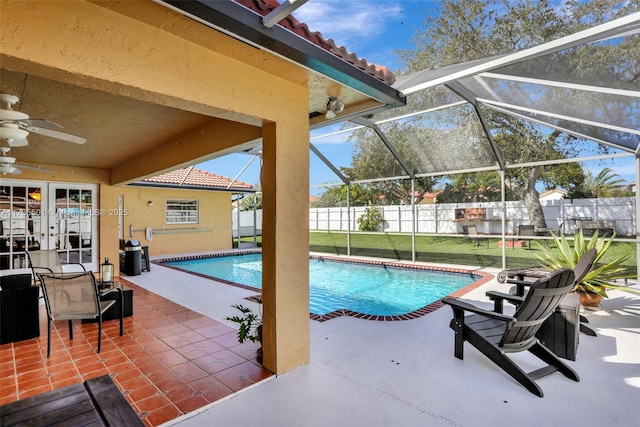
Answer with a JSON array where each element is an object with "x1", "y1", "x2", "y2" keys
[
  {"x1": 0, "y1": 274, "x2": 40, "y2": 344},
  {"x1": 101, "y1": 288, "x2": 133, "y2": 320},
  {"x1": 536, "y1": 293, "x2": 580, "y2": 360},
  {"x1": 83, "y1": 286, "x2": 133, "y2": 323}
]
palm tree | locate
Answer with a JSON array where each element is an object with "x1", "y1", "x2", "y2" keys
[{"x1": 579, "y1": 168, "x2": 625, "y2": 198}]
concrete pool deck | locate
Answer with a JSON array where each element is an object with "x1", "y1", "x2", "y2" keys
[{"x1": 125, "y1": 250, "x2": 640, "y2": 427}]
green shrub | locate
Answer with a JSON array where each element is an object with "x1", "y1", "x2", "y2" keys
[
  {"x1": 357, "y1": 207, "x2": 384, "y2": 232},
  {"x1": 536, "y1": 230, "x2": 637, "y2": 298}
]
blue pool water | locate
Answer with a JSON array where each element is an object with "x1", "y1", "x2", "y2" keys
[{"x1": 164, "y1": 254, "x2": 478, "y2": 316}]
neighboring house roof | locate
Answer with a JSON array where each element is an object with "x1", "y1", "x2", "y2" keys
[
  {"x1": 135, "y1": 167, "x2": 254, "y2": 192},
  {"x1": 235, "y1": 0, "x2": 396, "y2": 85},
  {"x1": 539, "y1": 188, "x2": 567, "y2": 200}
]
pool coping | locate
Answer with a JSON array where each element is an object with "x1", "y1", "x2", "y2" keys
[{"x1": 154, "y1": 250, "x2": 494, "y2": 322}]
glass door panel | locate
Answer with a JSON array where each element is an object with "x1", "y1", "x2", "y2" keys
[
  {"x1": 50, "y1": 184, "x2": 96, "y2": 269},
  {"x1": 0, "y1": 181, "x2": 45, "y2": 270}
]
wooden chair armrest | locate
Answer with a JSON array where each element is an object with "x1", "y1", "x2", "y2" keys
[
  {"x1": 506, "y1": 278, "x2": 536, "y2": 286},
  {"x1": 442, "y1": 297, "x2": 514, "y2": 322},
  {"x1": 486, "y1": 291, "x2": 524, "y2": 305},
  {"x1": 486, "y1": 290, "x2": 524, "y2": 313},
  {"x1": 516, "y1": 271, "x2": 546, "y2": 279}
]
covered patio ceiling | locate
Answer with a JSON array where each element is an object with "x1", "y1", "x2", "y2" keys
[{"x1": 0, "y1": 0, "x2": 404, "y2": 181}]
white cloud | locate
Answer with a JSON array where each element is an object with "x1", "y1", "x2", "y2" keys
[{"x1": 292, "y1": 2, "x2": 403, "y2": 51}]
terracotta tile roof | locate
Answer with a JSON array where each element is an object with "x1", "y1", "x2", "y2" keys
[
  {"x1": 234, "y1": 0, "x2": 396, "y2": 85},
  {"x1": 143, "y1": 167, "x2": 254, "y2": 191}
]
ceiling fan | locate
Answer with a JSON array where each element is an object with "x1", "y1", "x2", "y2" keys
[
  {"x1": 0, "y1": 93, "x2": 87, "y2": 147},
  {"x1": 0, "y1": 146, "x2": 52, "y2": 175}
]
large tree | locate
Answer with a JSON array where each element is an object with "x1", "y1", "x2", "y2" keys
[
  {"x1": 399, "y1": 0, "x2": 638, "y2": 226},
  {"x1": 334, "y1": 0, "x2": 638, "y2": 224}
]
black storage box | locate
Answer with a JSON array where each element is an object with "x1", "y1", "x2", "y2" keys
[{"x1": 536, "y1": 293, "x2": 580, "y2": 360}]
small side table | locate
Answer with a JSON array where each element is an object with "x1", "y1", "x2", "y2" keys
[
  {"x1": 83, "y1": 281, "x2": 133, "y2": 324},
  {"x1": 536, "y1": 293, "x2": 580, "y2": 360}
]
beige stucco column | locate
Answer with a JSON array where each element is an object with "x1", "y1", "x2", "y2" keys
[{"x1": 261, "y1": 119, "x2": 310, "y2": 374}]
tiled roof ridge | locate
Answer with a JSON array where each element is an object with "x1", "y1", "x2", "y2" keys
[
  {"x1": 144, "y1": 167, "x2": 253, "y2": 190},
  {"x1": 234, "y1": 0, "x2": 396, "y2": 85}
]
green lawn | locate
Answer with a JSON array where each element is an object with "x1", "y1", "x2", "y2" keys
[{"x1": 238, "y1": 231, "x2": 637, "y2": 274}]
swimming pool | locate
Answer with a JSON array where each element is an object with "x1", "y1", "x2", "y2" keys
[{"x1": 162, "y1": 252, "x2": 483, "y2": 318}]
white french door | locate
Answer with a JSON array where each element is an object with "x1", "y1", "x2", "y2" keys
[
  {"x1": 0, "y1": 179, "x2": 98, "y2": 272},
  {"x1": 47, "y1": 183, "x2": 98, "y2": 270}
]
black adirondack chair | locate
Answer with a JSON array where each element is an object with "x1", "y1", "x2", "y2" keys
[
  {"x1": 442, "y1": 268, "x2": 578, "y2": 397},
  {"x1": 488, "y1": 248, "x2": 598, "y2": 336}
]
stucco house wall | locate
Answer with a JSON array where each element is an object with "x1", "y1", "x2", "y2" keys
[{"x1": 118, "y1": 186, "x2": 233, "y2": 256}]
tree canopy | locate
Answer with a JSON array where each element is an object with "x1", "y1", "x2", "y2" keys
[{"x1": 315, "y1": 0, "x2": 638, "y2": 227}]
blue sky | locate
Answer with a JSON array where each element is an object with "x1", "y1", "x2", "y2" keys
[
  {"x1": 197, "y1": 0, "x2": 636, "y2": 193},
  {"x1": 198, "y1": 0, "x2": 434, "y2": 189}
]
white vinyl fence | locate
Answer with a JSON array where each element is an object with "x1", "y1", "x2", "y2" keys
[
  {"x1": 233, "y1": 197, "x2": 635, "y2": 238},
  {"x1": 232, "y1": 208, "x2": 263, "y2": 238}
]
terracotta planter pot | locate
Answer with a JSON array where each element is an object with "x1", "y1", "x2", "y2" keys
[{"x1": 577, "y1": 291, "x2": 603, "y2": 308}]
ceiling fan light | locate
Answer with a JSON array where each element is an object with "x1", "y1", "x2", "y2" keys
[
  {"x1": 0, "y1": 125, "x2": 29, "y2": 141},
  {"x1": 0, "y1": 164, "x2": 17, "y2": 174}
]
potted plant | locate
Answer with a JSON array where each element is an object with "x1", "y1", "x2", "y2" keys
[
  {"x1": 225, "y1": 296, "x2": 263, "y2": 361},
  {"x1": 536, "y1": 229, "x2": 638, "y2": 307}
]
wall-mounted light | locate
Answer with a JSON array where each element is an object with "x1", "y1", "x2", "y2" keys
[
  {"x1": 325, "y1": 97, "x2": 344, "y2": 119},
  {"x1": 148, "y1": 201, "x2": 154, "y2": 207},
  {"x1": 0, "y1": 164, "x2": 16, "y2": 174}
]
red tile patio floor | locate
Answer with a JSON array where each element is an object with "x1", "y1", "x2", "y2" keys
[{"x1": 0, "y1": 280, "x2": 272, "y2": 426}]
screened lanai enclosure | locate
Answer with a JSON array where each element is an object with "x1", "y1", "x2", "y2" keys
[{"x1": 228, "y1": 12, "x2": 639, "y2": 272}]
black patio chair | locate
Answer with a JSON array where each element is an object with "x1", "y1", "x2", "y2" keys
[
  {"x1": 517, "y1": 224, "x2": 536, "y2": 249},
  {"x1": 27, "y1": 249, "x2": 85, "y2": 287},
  {"x1": 442, "y1": 268, "x2": 579, "y2": 397},
  {"x1": 463, "y1": 225, "x2": 489, "y2": 248},
  {"x1": 38, "y1": 271, "x2": 123, "y2": 357},
  {"x1": 488, "y1": 248, "x2": 598, "y2": 336}
]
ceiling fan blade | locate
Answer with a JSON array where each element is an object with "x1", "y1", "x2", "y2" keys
[
  {"x1": 22, "y1": 119, "x2": 87, "y2": 144},
  {"x1": 15, "y1": 163, "x2": 53, "y2": 174},
  {"x1": 22, "y1": 118, "x2": 62, "y2": 128}
]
